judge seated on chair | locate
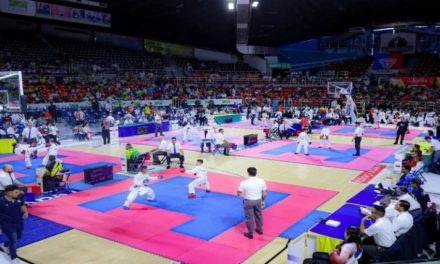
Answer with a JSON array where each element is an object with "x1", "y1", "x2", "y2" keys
[
  {"x1": 166, "y1": 137, "x2": 184, "y2": 169},
  {"x1": 42, "y1": 155, "x2": 66, "y2": 192}
]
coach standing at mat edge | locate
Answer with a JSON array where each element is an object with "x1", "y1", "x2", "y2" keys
[
  {"x1": 237, "y1": 167, "x2": 267, "y2": 239},
  {"x1": 352, "y1": 122, "x2": 363, "y2": 156}
]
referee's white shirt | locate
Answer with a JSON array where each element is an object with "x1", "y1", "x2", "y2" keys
[
  {"x1": 354, "y1": 127, "x2": 363, "y2": 137},
  {"x1": 238, "y1": 177, "x2": 267, "y2": 200}
]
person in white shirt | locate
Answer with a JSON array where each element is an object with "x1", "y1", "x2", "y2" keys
[
  {"x1": 154, "y1": 112, "x2": 164, "y2": 137},
  {"x1": 187, "y1": 159, "x2": 210, "y2": 198},
  {"x1": 6, "y1": 125, "x2": 18, "y2": 140},
  {"x1": 22, "y1": 123, "x2": 39, "y2": 145},
  {"x1": 295, "y1": 128, "x2": 310, "y2": 155},
  {"x1": 379, "y1": 197, "x2": 399, "y2": 222},
  {"x1": 215, "y1": 129, "x2": 230, "y2": 155},
  {"x1": 151, "y1": 136, "x2": 168, "y2": 165},
  {"x1": 237, "y1": 167, "x2": 267, "y2": 239},
  {"x1": 75, "y1": 108, "x2": 85, "y2": 125},
  {"x1": 0, "y1": 164, "x2": 27, "y2": 193},
  {"x1": 279, "y1": 120, "x2": 290, "y2": 140},
  {"x1": 360, "y1": 205, "x2": 397, "y2": 260},
  {"x1": 166, "y1": 137, "x2": 184, "y2": 169},
  {"x1": 392, "y1": 200, "x2": 414, "y2": 237},
  {"x1": 122, "y1": 166, "x2": 163, "y2": 209},
  {"x1": 352, "y1": 122, "x2": 363, "y2": 156},
  {"x1": 319, "y1": 125, "x2": 331, "y2": 149},
  {"x1": 47, "y1": 123, "x2": 60, "y2": 145},
  {"x1": 398, "y1": 188, "x2": 421, "y2": 212}
]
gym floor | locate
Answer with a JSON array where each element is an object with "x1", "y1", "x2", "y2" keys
[{"x1": 16, "y1": 126, "x2": 415, "y2": 264}]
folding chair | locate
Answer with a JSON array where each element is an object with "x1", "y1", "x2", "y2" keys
[
  {"x1": 413, "y1": 165, "x2": 428, "y2": 184},
  {"x1": 127, "y1": 153, "x2": 150, "y2": 173},
  {"x1": 50, "y1": 170, "x2": 71, "y2": 193},
  {"x1": 212, "y1": 144, "x2": 224, "y2": 156}
]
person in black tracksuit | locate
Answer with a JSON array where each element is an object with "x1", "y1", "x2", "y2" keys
[{"x1": 394, "y1": 118, "x2": 409, "y2": 145}]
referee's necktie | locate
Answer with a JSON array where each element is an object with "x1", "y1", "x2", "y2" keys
[
  {"x1": 173, "y1": 144, "x2": 177, "y2": 154},
  {"x1": 9, "y1": 173, "x2": 15, "y2": 185},
  {"x1": 28, "y1": 129, "x2": 31, "y2": 139}
]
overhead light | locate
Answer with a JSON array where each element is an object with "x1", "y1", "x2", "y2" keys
[
  {"x1": 228, "y1": 2, "x2": 234, "y2": 10},
  {"x1": 415, "y1": 25, "x2": 428, "y2": 28},
  {"x1": 372, "y1": 27, "x2": 394, "y2": 32},
  {"x1": 251, "y1": 1, "x2": 259, "y2": 7}
]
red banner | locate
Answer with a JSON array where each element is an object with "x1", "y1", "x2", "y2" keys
[
  {"x1": 399, "y1": 77, "x2": 436, "y2": 86},
  {"x1": 352, "y1": 164, "x2": 386, "y2": 184}
]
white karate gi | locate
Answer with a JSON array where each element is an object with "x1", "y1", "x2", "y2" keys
[
  {"x1": 123, "y1": 172, "x2": 161, "y2": 208},
  {"x1": 295, "y1": 131, "x2": 310, "y2": 154},
  {"x1": 187, "y1": 166, "x2": 210, "y2": 194},
  {"x1": 15, "y1": 143, "x2": 46, "y2": 168},
  {"x1": 183, "y1": 124, "x2": 193, "y2": 142},
  {"x1": 42, "y1": 144, "x2": 61, "y2": 166},
  {"x1": 320, "y1": 127, "x2": 331, "y2": 148},
  {"x1": 261, "y1": 112, "x2": 268, "y2": 127}
]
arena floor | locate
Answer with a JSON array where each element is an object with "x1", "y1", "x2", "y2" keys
[{"x1": 11, "y1": 124, "x2": 425, "y2": 264}]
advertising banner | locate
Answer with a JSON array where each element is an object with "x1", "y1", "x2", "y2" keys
[
  {"x1": 399, "y1": 77, "x2": 436, "y2": 86},
  {"x1": 0, "y1": 0, "x2": 111, "y2": 27},
  {"x1": 373, "y1": 52, "x2": 403, "y2": 70}
]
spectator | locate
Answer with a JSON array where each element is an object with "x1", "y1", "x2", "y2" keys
[
  {"x1": 306, "y1": 226, "x2": 361, "y2": 264},
  {"x1": 0, "y1": 185, "x2": 28, "y2": 264},
  {"x1": 391, "y1": 200, "x2": 414, "y2": 237},
  {"x1": 360, "y1": 206, "x2": 396, "y2": 261}
]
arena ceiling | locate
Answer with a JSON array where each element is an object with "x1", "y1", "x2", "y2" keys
[
  {"x1": 108, "y1": 0, "x2": 440, "y2": 51},
  {"x1": 4, "y1": 0, "x2": 440, "y2": 52}
]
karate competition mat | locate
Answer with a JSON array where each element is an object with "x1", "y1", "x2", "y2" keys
[{"x1": 3, "y1": 150, "x2": 337, "y2": 263}]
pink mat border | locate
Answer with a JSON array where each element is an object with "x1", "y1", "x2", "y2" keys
[
  {"x1": 29, "y1": 168, "x2": 337, "y2": 263},
  {"x1": 232, "y1": 140, "x2": 397, "y2": 171},
  {"x1": 315, "y1": 125, "x2": 423, "y2": 140}
]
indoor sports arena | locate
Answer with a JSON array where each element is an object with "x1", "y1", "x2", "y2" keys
[{"x1": 0, "y1": 0, "x2": 439, "y2": 263}]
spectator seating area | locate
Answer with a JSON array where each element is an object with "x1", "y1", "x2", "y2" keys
[
  {"x1": 176, "y1": 57, "x2": 259, "y2": 76},
  {"x1": 323, "y1": 56, "x2": 373, "y2": 77},
  {"x1": 411, "y1": 54, "x2": 440, "y2": 76}
]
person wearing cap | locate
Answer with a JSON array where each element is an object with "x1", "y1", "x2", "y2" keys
[
  {"x1": 0, "y1": 165, "x2": 27, "y2": 195},
  {"x1": 0, "y1": 185, "x2": 28, "y2": 263},
  {"x1": 352, "y1": 122, "x2": 363, "y2": 156},
  {"x1": 122, "y1": 166, "x2": 164, "y2": 210}
]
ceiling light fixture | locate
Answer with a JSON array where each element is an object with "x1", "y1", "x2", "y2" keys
[
  {"x1": 228, "y1": 2, "x2": 235, "y2": 10},
  {"x1": 251, "y1": 1, "x2": 259, "y2": 8}
]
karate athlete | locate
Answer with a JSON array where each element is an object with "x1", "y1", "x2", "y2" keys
[
  {"x1": 319, "y1": 125, "x2": 332, "y2": 149},
  {"x1": 41, "y1": 141, "x2": 61, "y2": 166},
  {"x1": 182, "y1": 122, "x2": 193, "y2": 142},
  {"x1": 373, "y1": 111, "x2": 381, "y2": 129},
  {"x1": 15, "y1": 141, "x2": 46, "y2": 169},
  {"x1": 186, "y1": 159, "x2": 210, "y2": 198},
  {"x1": 295, "y1": 128, "x2": 310, "y2": 155},
  {"x1": 122, "y1": 166, "x2": 164, "y2": 210},
  {"x1": 261, "y1": 111, "x2": 269, "y2": 127}
]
